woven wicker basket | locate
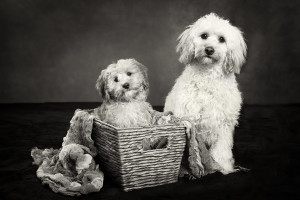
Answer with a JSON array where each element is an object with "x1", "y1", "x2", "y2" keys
[{"x1": 92, "y1": 118, "x2": 186, "y2": 191}]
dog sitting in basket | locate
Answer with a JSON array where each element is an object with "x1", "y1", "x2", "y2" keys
[
  {"x1": 94, "y1": 58, "x2": 214, "y2": 178},
  {"x1": 95, "y1": 58, "x2": 160, "y2": 128},
  {"x1": 94, "y1": 58, "x2": 164, "y2": 149},
  {"x1": 94, "y1": 58, "x2": 175, "y2": 149}
]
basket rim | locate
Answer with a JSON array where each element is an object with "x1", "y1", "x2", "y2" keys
[{"x1": 93, "y1": 118, "x2": 186, "y2": 131}]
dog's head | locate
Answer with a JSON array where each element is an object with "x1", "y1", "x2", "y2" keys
[
  {"x1": 96, "y1": 59, "x2": 149, "y2": 102},
  {"x1": 177, "y1": 13, "x2": 247, "y2": 74}
]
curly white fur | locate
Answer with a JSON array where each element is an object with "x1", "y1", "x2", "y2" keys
[
  {"x1": 95, "y1": 58, "x2": 155, "y2": 128},
  {"x1": 164, "y1": 13, "x2": 247, "y2": 174}
]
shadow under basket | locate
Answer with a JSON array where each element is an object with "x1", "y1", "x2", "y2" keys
[{"x1": 92, "y1": 118, "x2": 186, "y2": 191}]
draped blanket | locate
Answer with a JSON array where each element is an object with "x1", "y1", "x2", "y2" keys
[{"x1": 31, "y1": 109, "x2": 104, "y2": 196}]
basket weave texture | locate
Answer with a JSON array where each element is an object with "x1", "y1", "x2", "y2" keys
[{"x1": 92, "y1": 118, "x2": 186, "y2": 191}]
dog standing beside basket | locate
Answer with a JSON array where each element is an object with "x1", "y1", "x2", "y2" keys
[{"x1": 165, "y1": 13, "x2": 247, "y2": 175}]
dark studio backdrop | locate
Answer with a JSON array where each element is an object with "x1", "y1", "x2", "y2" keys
[{"x1": 1, "y1": 0, "x2": 299, "y2": 105}]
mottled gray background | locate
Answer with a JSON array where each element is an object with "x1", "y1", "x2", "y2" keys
[{"x1": 1, "y1": 0, "x2": 299, "y2": 105}]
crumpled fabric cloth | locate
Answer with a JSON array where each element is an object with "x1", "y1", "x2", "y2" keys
[
  {"x1": 180, "y1": 120, "x2": 222, "y2": 179},
  {"x1": 157, "y1": 115, "x2": 221, "y2": 179},
  {"x1": 31, "y1": 109, "x2": 104, "y2": 196}
]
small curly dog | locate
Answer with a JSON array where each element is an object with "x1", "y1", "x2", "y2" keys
[
  {"x1": 94, "y1": 58, "x2": 184, "y2": 150},
  {"x1": 164, "y1": 13, "x2": 247, "y2": 174},
  {"x1": 95, "y1": 58, "x2": 156, "y2": 128}
]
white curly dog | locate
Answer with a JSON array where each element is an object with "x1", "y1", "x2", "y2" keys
[{"x1": 164, "y1": 13, "x2": 247, "y2": 174}]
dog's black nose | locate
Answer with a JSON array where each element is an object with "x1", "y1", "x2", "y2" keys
[
  {"x1": 205, "y1": 47, "x2": 215, "y2": 55},
  {"x1": 123, "y1": 83, "x2": 130, "y2": 89}
]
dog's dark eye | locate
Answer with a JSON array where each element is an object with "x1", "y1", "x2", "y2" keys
[
  {"x1": 201, "y1": 33, "x2": 208, "y2": 39},
  {"x1": 219, "y1": 36, "x2": 225, "y2": 43},
  {"x1": 114, "y1": 77, "x2": 118, "y2": 82},
  {"x1": 127, "y1": 72, "x2": 132, "y2": 76}
]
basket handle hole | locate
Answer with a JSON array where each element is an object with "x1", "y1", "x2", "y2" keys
[{"x1": 142, "y1": 136, "x2": 168, "y2": 151}]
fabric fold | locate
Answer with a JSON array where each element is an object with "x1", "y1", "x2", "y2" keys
[{"x1": 31, "y1": 109, "x2": 104, "y2": 196}]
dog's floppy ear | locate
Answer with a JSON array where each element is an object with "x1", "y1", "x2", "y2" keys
[
  {"x1": 140, "y1": 64, "x2": 149, "y2": 94},
  {"x1": 224, "y1": 27, "x2": 247, "y2": 74},
  {"x1": 132, "y1": 59, "x2": 149, "y2": 93},
  {"x1": 95, "y1": 68, "x2": 110, "y2": 101},
  {"x1": 176, "y1": 25, "x2": 195, "y2": 65},
  {"x1": 129, "y1": 58, "x2": 149, "y2": 100}
]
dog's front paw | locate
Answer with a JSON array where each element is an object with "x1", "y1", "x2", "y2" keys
[
  {"x1": 156, "y1": 115, "x2": 172, "y2": 125},
  {"x1": 234, "y1": 165, "x2": 250, "y2": 172},
  {"x1": 181, "y1": 120, "x2": 192, "y2": 138},
  {"x1": 221, "y1": 165, "x2": 250, "y2": 175}
]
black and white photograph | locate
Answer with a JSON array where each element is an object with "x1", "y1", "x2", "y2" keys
[{"x1": 0, "y1": 0, "x2": 299, "y2": 199}]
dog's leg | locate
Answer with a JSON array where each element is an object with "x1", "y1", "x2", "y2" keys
[{"x1": 210, "y1": 126, "x2": 235, "y2": 174}]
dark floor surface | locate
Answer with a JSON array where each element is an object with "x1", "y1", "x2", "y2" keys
[{"x1": 0, "y1": 103, "x2": 299, "y2": 200}]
